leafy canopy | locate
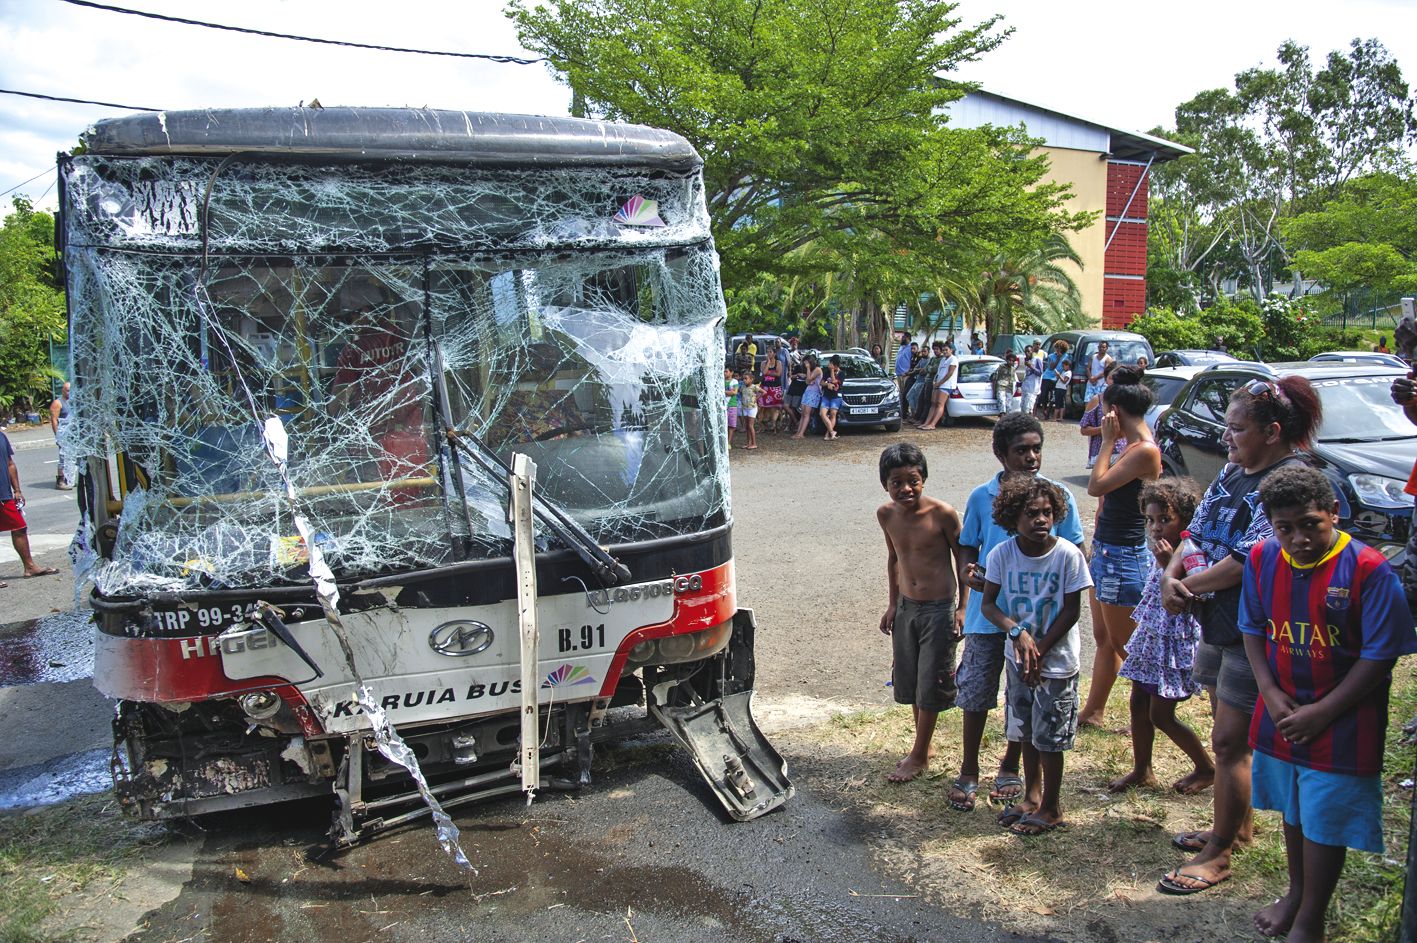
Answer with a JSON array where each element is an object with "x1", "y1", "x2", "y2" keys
[
  {"x1": 0, "y1": 198, "x2": 66, "y2": 410},
  {"x1": 507, "y1": 0, "x2": 1084, "y2": 292}
]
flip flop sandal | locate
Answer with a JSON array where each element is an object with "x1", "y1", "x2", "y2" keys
[
  {"x1": 990, "y1": 773, "x2": 1024, "y2": 803},
  {"x1": 23, "y1": 567, "x2": 59, "y2": 578},
  {"x1": 948, "y1": 778, "x2": 978, "y2": 812},
  {"x1": 1009, "y1": 813, "x2": 1067, "y2": 837},
  {"x1": 996, "y1": 805, "x2": 1028, "y2": 828},
  {"x1": 1157, "y1": 868, "x2": 1230, "y2": 896},
  {"x1": 1171, "y1": 831, "x2": 1208, "y2": 853}
]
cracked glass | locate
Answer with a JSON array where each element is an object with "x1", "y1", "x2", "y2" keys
[{"x1": 61, "y1": 155, "x2": 730, "y2": 597}]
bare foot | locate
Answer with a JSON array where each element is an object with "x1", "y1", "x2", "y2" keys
[
  {"x1": 1173, "y1": 767, "x2": 1216, "y2": 795},
  {"x1": 1107, "y1": 769, "x2": 1159, "y2": 793},
  {"x1": 1254, "y1": 893, "x2": 1300, "y2": 938},
  {"x1": 887, "y1": 754, "x2": 929, "y2": 783},
  {"x1": 1077, "y1": 713, "x2": 1106, "y2": 729}
]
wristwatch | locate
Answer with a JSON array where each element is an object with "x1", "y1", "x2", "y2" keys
[{"x1": 1008, "y1": 622, "x2": 1029, "y2": 640}]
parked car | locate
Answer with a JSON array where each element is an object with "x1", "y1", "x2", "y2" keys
[
  {"x1": 726, "y1": 332, "x2": 791, "y2": 375},
  {"x1": 1153, "y1": 361, "x2": 1417, "y2": 561},
  {"x1": 1153, "y1": 349, "x2": 1237, "y2": 368},
  {"x1": 1140, "y1": 364, "x2": 1205, "y2": 432},
  {"x1": 945, "y1": 355, "x2": 1007, "y2": 421},
  {"x1": 1308, "y1": 350, "x2": 1408, "y2": 369},
  {"x1": 1040, "y1": 329, "x2": 1155, "y2": 418},
  {"x1": 817, "y1": 351, "x2": 902, "y2": 431}
]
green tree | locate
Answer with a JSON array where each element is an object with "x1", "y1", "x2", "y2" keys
[
  {"x1": 1148, "y1": 38, "x2": 1416, "y2": 301},
  {"x1": 507, "y1": 0, "x2": 1084, "y2": 291},
  {"x1": 950, "y1": 234, "x2": 1085, "y2": 337},
  {"x1": 0, "y1": 198, "x2": 66, "y2": 412},
  {"x1": 1282, "y1": 171, "x2": 1417, "y2": 305}
]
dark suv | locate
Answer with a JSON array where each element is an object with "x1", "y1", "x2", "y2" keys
[
  {"x1": 1154, "y1": 361, "x2": 1417, "y2": 562},
  {"x1": 1040, "y1": 329, "x2": 1154, "y2": 417}
]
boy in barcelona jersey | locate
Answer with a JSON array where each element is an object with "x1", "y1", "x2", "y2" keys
[{"x1": 1240, "y1": 465, "x2": 1417, "y2": 943}]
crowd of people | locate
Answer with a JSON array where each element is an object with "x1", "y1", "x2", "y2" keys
[{"x1": 875, "y1": 364, "x2": 1417, "y2": 943}]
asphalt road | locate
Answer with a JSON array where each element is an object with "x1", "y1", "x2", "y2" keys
[{"x1": 2, "y1": 416, "x2": 1102, "y2": 942}]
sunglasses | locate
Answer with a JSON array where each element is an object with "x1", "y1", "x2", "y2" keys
[{"x1": 1245, "y1": 378, "x2": 1291, "y2": 405}]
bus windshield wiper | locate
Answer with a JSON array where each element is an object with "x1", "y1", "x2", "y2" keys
[{"x1": 431, "y1": 347, "x2": 630, "y2": 587}]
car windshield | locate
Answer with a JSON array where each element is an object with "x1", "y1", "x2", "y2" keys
[
  {"x1": 1313, "y1": 375, "x2": 1417, "y2": 441},
  {"x1": 958, "y1": 360, "x2": 1002, "y2": 383},
  {"x1": 1101, "y1": 340, "x2": 1151, "y2": 364},
  {"x1": 830, "y1": 356, "x2": 887, "y2": 379}
]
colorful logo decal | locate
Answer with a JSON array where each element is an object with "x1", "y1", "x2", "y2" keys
[
  {"x1": 613, "y1": 194, "x2": 666, "y2": 227},
  {"x1": 542, "y1": 664, "x2": 596, "y2": 688}
]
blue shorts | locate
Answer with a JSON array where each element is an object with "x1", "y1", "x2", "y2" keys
[
  {"x1": 1090, "y1": 539, "x2": 1148, "y2": 607},
  {"x1": 1251, "y1": 751, "x2": 1385, "y2": 853},
  {"x1": 821, "y1": 395, "x2": 844, "y2": 411}
]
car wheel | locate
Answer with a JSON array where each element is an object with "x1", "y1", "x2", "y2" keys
[
  {"x1": 1160, "y1": 456, "x2": 1185, "y2": 478},
  {"x1": 884, "y1": 419, "x2": 902, "y2": 432}
]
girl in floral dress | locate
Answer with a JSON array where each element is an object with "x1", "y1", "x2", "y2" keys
[{"x1": 1110, "y1": 477, "x2": 1216, "y2": 796}]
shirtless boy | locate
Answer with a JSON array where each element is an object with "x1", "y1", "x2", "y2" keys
[{"x1": 877, "y1": 442, "x2": 966, "y2": 782}]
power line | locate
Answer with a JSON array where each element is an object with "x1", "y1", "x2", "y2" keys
[
  {"x1": 0, "y1": 87, "x2": 161, "y2": 111},
  {"x1": 1, "y1": 167, "x2": 57, "y2": 200},
  {"x1": 56, "y1": 0, "x2": 547, "y2": 64}
]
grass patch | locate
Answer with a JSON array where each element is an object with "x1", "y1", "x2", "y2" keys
[
  {"x1": 0, "y1": 795, "x2": 166, "y2": 943},
  {"x1": 798, "y1": 661, "x2": 1417, "y2": 942}
]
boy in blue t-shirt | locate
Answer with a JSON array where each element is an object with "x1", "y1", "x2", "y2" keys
[
  {"x1": 1238, "y1": 465, "x2": 1417, "y2": 941},
  {"x1": 951, "y1": 413, "x2": 1084, "y2": 813}
]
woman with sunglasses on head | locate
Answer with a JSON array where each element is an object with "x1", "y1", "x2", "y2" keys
[{"x1": 1157, "y1": 375, "x2": 1322, "y2": 896}]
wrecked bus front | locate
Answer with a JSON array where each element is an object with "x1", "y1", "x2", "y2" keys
[{"x1": 60, "y1": 108, "x2": 790, "y2": 840}]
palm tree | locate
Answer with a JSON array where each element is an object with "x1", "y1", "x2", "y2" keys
[{"x1": 956, "y1": 235, "x2": 1087, "y2": 337}]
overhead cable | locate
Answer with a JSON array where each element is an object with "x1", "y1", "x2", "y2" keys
[
  {"x1": 56, "y1": 0, "x2": 546, "y2": 64},
  {"x1": 1, "y1": 167, "x2": 58, "y2": 199},
  {"x1": 0, "y1": 87, "x2": 162, "y2": 111}
]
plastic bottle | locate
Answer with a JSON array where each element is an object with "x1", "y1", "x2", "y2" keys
[{"x1": 1178, "y1": 530, "x2": 1209, "y2": 577}]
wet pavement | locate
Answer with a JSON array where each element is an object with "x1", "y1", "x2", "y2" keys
[
  {"x1": 0, "y1": 747, "x2": 111, "y2": 811},
  {"x1": 126, "y1": 732, "x2": 1047, "y2": 943},
  {"x1": 0, "y1": 609, "x2": 96, "y2": 686}
]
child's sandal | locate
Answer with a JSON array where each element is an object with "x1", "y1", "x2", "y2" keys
[{"x1": 948, "y1": 778, "x2": 978, "y2": 812}]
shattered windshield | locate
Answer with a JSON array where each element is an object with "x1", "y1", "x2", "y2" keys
[{"x1": 62, "y1": 156, "x2": 729, "y2": 595}]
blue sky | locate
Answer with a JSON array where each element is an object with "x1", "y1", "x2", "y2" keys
[{"x1": 2, "y1": 0, "x2": 1414, "y2": 212}]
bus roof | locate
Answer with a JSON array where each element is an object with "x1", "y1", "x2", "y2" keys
[{"x1": 80, "y1": 107, "x2": 702, "y2": 171}]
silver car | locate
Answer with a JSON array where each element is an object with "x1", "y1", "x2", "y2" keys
[{"x1": 946, "y1": 355, "x2": 1007, "y2": 420}]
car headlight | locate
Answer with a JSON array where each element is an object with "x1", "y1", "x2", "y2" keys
[
  {"x1": 1348, "y1": 474, "x2": 1411, "y2": 510},
  {"x1": 881, "y1": 387, "x2": 899, "y2": 404}
]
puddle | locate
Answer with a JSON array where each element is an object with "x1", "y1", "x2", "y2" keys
[
  {"x1": 0, "y1": 747, "x2": 111, "y2": 810},
  {"x1": 0, "y1": 609, "x2": 95, "y2": 686}
]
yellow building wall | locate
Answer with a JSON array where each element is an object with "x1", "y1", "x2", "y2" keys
[{"x1": 1038, "y1": 145, "x2": 1107, "y2": 327}]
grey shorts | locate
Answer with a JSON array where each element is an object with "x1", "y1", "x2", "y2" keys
[
  {"x1": 1004, "y1": 663, "x2": 1079, "y2": 752},
  {"x1": 892, "y1": 597, "x2": 959, "y2": 713},
  {"x1": 1192, "y1": 641, "x2": 1259, "y2": 714},
  {"x1": 955, "y1": 632, "x2": 1006, "y2": 713}
]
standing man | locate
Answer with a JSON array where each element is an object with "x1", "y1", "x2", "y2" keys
[
  {"x1": 1085, "y1": 341, "x2": 1113, "y2": 405},
  {"x1": 894, "y1": 332, "x2": 914, "y2": 394},
  {"x1": 0, "y1": 430, "x2": 60, "y2": 586},
  {"x1": 49, "y1": 382, "x2": 75, "y2": 490}
]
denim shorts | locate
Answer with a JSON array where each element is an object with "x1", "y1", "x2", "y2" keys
[
  {"x1": 1089, "y1": 539, "x2": 1148, "y2": 607},
  {"x1": 821, "y1": 395, "x2": 845, "y2": 411},
  {"x1": 1252, "y1": 751, "x2": 1385, "y2": 853}
]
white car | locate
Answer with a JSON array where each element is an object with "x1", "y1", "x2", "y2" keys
[
  {"x1": 945, "y1": 355, "x2": 1008, "y2": 420},
  {"x1": 1141, "y1": 365, "x2": 1204, "y2": 432}
]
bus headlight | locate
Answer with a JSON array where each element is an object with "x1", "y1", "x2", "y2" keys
[{"x1": 626, "y1": 620, "x2": 733, "y2": 666}]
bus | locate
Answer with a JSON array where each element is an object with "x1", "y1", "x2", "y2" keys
[{"x1": 58, "y1": 107, "x2": 790, "y2": 843}]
